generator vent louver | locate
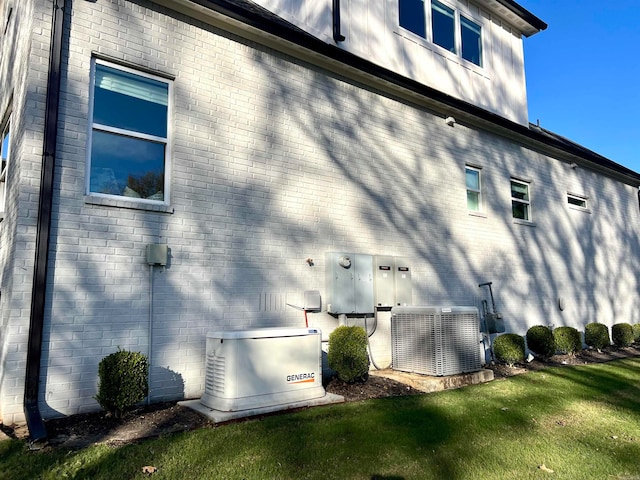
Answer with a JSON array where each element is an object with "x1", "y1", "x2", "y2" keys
[
  {"x1": 205, "y1": 352, "x2": 225, "y2": 396},
  {"x1": 391, "y1": 306, "x2": 481, "y2": 376}
]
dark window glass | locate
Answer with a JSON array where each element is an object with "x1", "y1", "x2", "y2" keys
[
  {"x1": 399, "y1": 0, "x2": 426, "y2": 38},
  {"x1": 461, "y1": 16, "x2": 482, "y2": 66},
  {"x1": 94, "y1": 64, "x2": 168, "y2": 138},
  {"x1": 90, "y1": 130, "x2": 165, "y2": 200},
  {"x1": 432, "y1": 0, "x2": 455, "y2": 53}
]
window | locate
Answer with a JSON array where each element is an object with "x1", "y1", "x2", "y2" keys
[
  {"x1": 88, "y1": 59, "x2": 171, "y2": 203},
  {"x1": 398, "y1": 0, "x2": 483, "y2": 67},
  {"x1": 0, "y1": 114, "x2": 10, "y2": 218},
  {"x1": 465, "y1": 166, "x2": 481, "y2": 212},
  {"x1": 510, "y1": 179, "x2": 531, "y2": 221},
  {"x1": 399, "y1": 0, "x2": 426, "y2": 38},
  {"x1": 567, "y1": 193, "x2": 588, "y2": 210},
  {"x1": 460, "y1": 16, "x2": 482, "y2": 67}
]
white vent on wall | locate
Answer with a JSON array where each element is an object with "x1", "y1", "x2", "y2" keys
[{"x1": 391, "y1": 306, "x2": 481, "y2": 376}]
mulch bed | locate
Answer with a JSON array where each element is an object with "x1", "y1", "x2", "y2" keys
[{"x1": 3, "y1": 345, "x2": 639, "y2": 450}]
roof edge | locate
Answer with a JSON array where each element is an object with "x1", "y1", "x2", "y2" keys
[{"x1": 494, "y1": 0, "x2": 548, "y2": 34}]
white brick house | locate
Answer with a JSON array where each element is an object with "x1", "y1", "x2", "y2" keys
[{"x1": 1, "y1": 0, "x2": 639, "y2": 436}]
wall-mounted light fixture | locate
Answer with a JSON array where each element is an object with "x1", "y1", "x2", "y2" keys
[
  {"x1": 445, "y1": 116, "x2": 456, "y2": 127},
  {"x1": 569, "y1": 162, "x2": 578, "y2": 169}
]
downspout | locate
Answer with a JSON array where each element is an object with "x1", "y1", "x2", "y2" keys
[
  {"x1": 332, "y1": 0, "x2": 346, "y2": 43},
  {"x1": 24, "y1": 0, "x2": 66, "y2": 442}
]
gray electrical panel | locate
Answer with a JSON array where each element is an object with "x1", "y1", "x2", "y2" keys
[
  {"x1": 325, "y1": 252, "x2": 374, "y2": 314},
  {"x1": 373, "y1": 255, "x2": 412, "y2": 307},
  {"x1": 374, "y1": 255, "x2": 395, "y2": 307},
  {"x1": 394, "y1": 257, "x2": 412, "y2": 306}
]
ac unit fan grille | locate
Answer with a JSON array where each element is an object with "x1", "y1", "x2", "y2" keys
[{"x1": 391, "y1": 307, "x2": 481, "y2": 376}]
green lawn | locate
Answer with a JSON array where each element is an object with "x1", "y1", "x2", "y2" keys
[{"x1": 2, "y1": 358, "x2": 640, "y2": 479}]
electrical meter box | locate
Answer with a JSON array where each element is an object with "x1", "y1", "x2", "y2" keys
[
  {"x1": 325, "y1": 252, "x2": 374, "y2": 314},
  {"x1": 373, "y1": 256, "x2": 412, "y2": 307}
]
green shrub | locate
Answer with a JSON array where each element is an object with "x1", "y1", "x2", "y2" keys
[
  {"x1": 612, "y1": 323, "x2": 634, "y2": 348},
  {"x1": 526, "y1": 325, "x2": 555, "y2": 360},
  {"x1": 553, "y1": 326, "x2": 582, "y2": 355},
  {"x1": 95, "y1": 348, "x2": 149, "y2": 418},
  {"x1": 584, "y1": 323, "x2": 610, "y2": 350},
  {"x1": 328, "y1": 326, "x2": 369, "y2": 383},
  {"x1": 493, "y1": 334, "x2": 525, "y2": 366},
  {"x1": 633, "y1": 324, "x2": 640, "y2": 344}
]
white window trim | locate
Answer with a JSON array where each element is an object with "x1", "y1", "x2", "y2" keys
[
  {"x1": 510, "y1": 178, "x2": 533, "y2": 223},
  {"x1": 397, "y1": 0, "x2": 486, "y2": 72},
  {"x1": 465, "y1": 165, "x2": 483, "y2": 214},
  {"x1": 567, "y1": 192, "x2": 590, "y2": 213},
  {"x1": 86, "y1": 57, "x2": 173, "y2": 207}
]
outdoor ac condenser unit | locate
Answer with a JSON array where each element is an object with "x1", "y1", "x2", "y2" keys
[
  {"x1": 201, "y1": 327, "x2": 325, "y2": 412},
  {"x1": 391, "y1": 306, "x2": 481, "y2": 376}
]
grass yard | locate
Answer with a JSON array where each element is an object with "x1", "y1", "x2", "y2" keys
[{"x1": 2, "y1": 358, "x2": 640, "y2": 479}]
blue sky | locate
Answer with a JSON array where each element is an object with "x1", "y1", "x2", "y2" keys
[{"x1": 520, "y1": 0, "x2": 640, "y2": 174}]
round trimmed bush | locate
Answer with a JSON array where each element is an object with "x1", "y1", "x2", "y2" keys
[
  {"x1": 553, "y1": 326, "x2": 581, "y2": 355},
  {"x1": 584, "y1": 322, "x2": 610, "y2": 350},
  {"x1": 633, "y1": 324, "x2": 640, "y2": 344},
  {"x1": 95, "y1": 348, "x2": 148, "y2": 418},
  {"x1": 328, "y1": 326, "x2": 369, "y2": 383},
  {"x1": 526, "y1": 325, "x2": 555, "y2": 360},
  {"x1": 612, "y1": 323, "x2": 634, "y2": 348},
  {"x1": 493, "y1": 334, "x2": 525, "y2": 366}
]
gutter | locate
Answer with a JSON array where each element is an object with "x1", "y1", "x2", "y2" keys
[{"x1": 24, "y1": 0, "x2": 66, "y2": 442}]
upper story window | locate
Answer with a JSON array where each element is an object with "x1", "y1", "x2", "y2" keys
[
  {"x1": 87, "y1": 59, "x2": 171, "y2": 204},
  {"x1": 465, "y1": 166, "x2": 482, "y2": 212},
  {"x1": 510, "y1": 179, "x2": 531, "y2": 221},
  {"x1": 0, "y1": 113, "x2": 10, "y2": 219},
  {"x1": 399, "y1": 0, "x2": 483, "y2": 67}
]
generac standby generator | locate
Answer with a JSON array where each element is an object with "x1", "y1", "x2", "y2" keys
[
  {"x1": 201, "y1": 328, "x2": 325, "y2": 412},
  {"x1": 391, "y1": 306, "x2": 482, "y2": 376}
]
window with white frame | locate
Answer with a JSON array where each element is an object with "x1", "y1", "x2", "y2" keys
[
  {"x1": 0, "y1": 113, "x2": 10, "y2": 218},
  {"x1": 510, "y1": 179, "x2": 531, "y2": 221},
  {"x1": 398, "y1": 0, "x2": 483, "y2": 67},
  {"x1": 567, "y1": 193, "x2": 588, "y2": 211},
  {"x1": 88, "y1": 59, "x2": 171, "y2": 203},
  {"x1": 465, "y1": 166, "x2": 482, "y2": 212}
]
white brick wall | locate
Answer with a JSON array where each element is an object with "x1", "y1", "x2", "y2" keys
[{"x1": 2, "y1": 0, "x2": 640, "y2": 423}]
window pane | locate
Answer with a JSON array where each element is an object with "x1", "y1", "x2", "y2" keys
[
  {"x1": 399, "y1": 0, "x2": 426, "y2": 38},
  {"x1": 432, "y1": 0, "x2": 455, "y2": 53},
  {"x1": 512, "y1": 201, "x2": 529, "y2": 221},
  {"x1": 94, "y1": 64, "x2": 168, "y2": 138},
  {"x1": 467, "y1": 191, "x2": 480, "y2": 211},
  {"x1": 461, "y1": 16, "x2": 482, "y2": 66},
  {"x1": 1, "y1": 123, "x2": 9, "y2": 174},
  {"x1": 90, "y1": 130, "x2": 165, "y2": 200},
  {"x1": 465, "y1": 168, "x2": 479, "y2": 190},
  {"x1": 568, "y1": 195, "x2": 587, "y2": 208},
  {"x1": 511, "y1": 181, "x2": 529, "y2": 201}
]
